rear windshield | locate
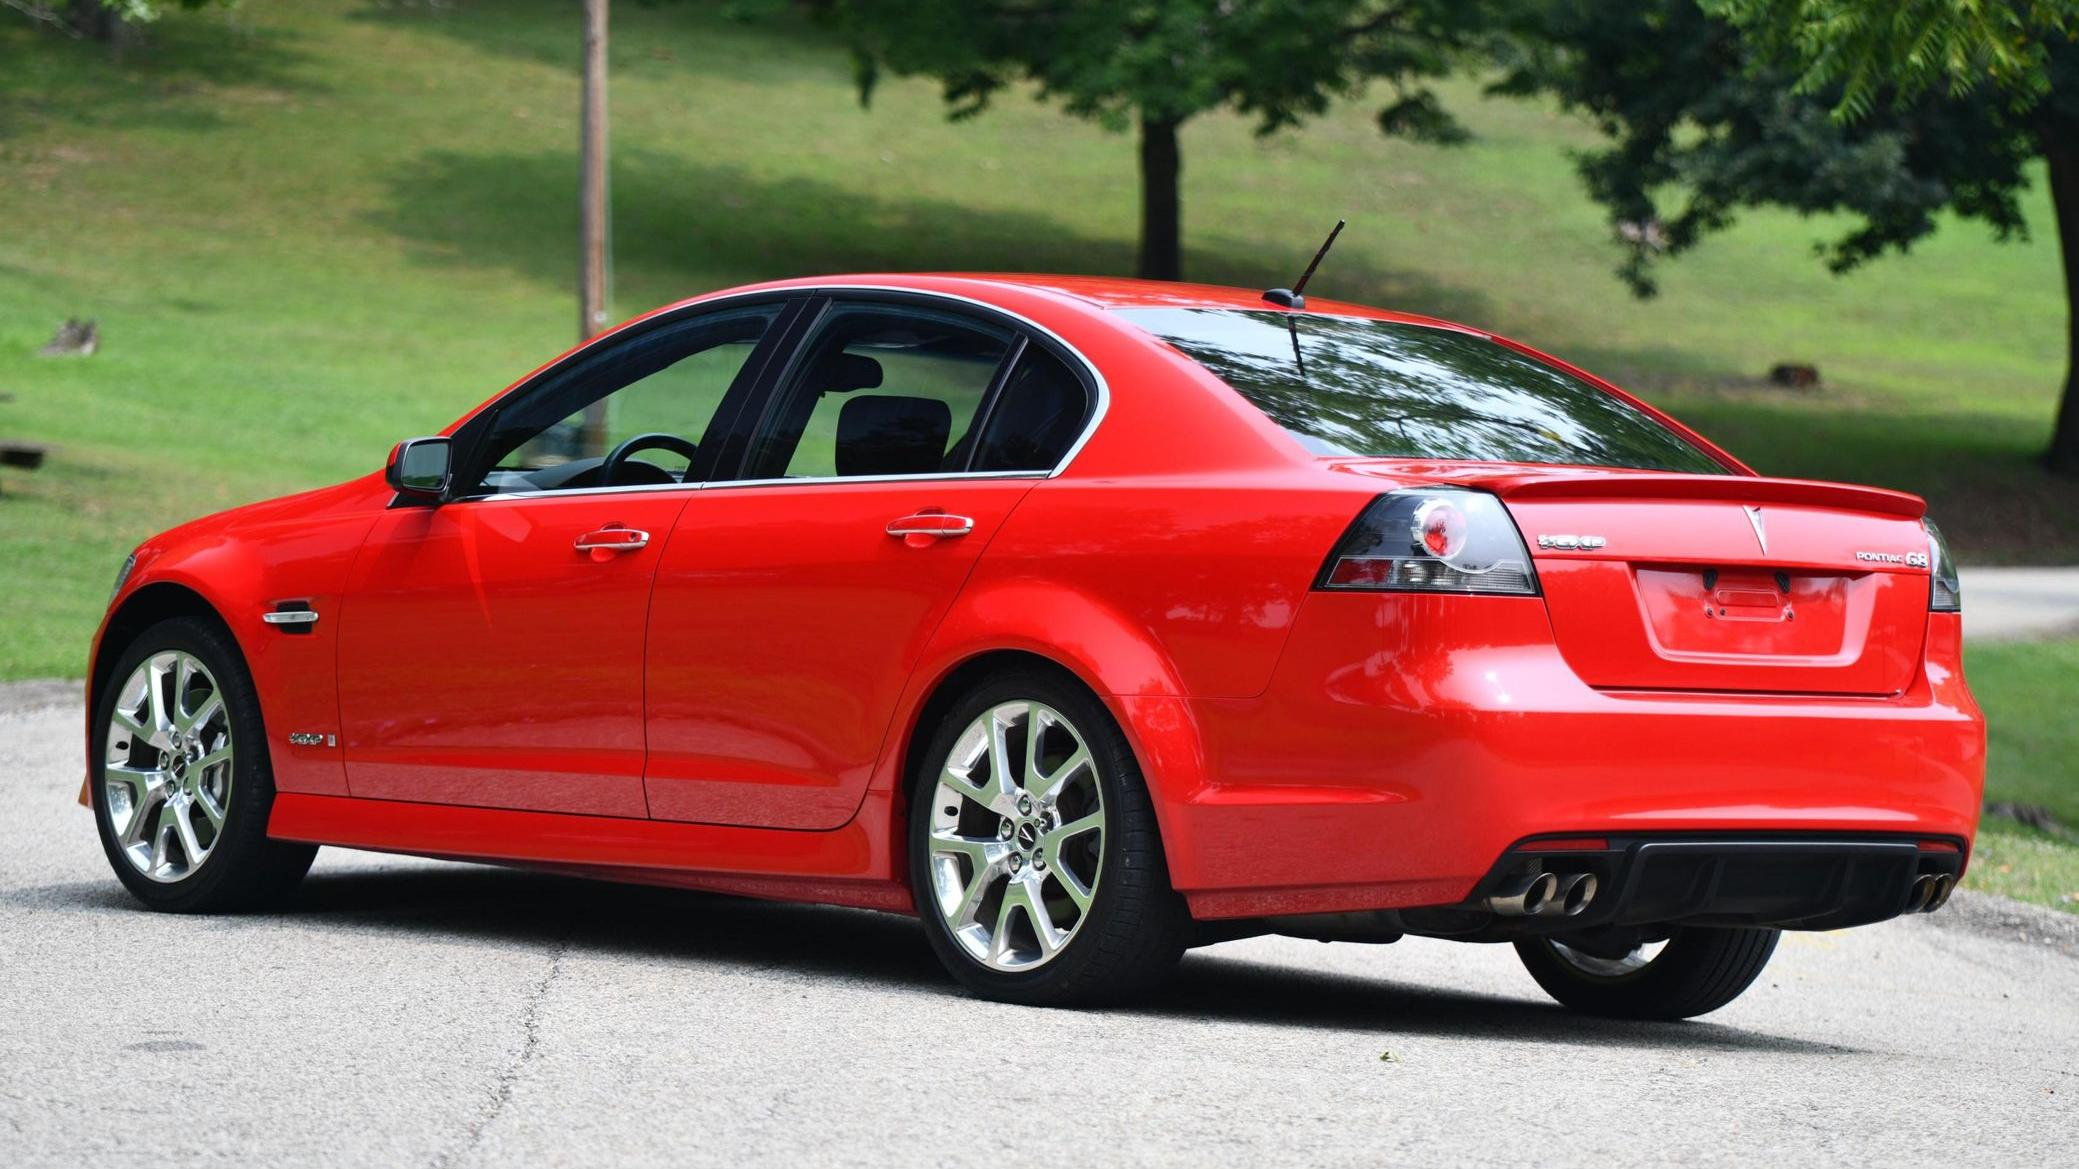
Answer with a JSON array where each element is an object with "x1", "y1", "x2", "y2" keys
[{"x1": 1116, "y1": 307, "x2": 1728, "y2": 473}]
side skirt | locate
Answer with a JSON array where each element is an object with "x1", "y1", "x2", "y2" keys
[{"x1": 267, "y1": 793, "x2": 911, "y2": 913}]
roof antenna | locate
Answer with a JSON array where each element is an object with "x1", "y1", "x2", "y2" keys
[{"x1": 1262, "y1": 218, "x2": 1345, "y2": 310}]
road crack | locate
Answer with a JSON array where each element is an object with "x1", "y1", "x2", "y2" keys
[{"x1": 431, "y1": 932, "x2": 570, "y2": 1169}]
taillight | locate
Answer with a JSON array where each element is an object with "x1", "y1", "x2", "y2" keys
[
  {"x1": 1317, "y1": 490, "x2": 1538, "y2": 595},
  {"x1": 1923, "y1": 517, "x2": 1961, "y2": 611}
]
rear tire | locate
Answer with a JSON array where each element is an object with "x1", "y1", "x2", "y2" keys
[
  {"x1": 909, "y1": 667, "x2": 1189, "y2": 1006},
  {"x1": 91, "y1": 617, "x2": 317, "y2": 913},
  {"x1": 1514, "y1": 926, "x2": 1779, "y2": 1020}
]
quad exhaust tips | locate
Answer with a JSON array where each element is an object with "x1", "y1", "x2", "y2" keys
[
  {"x1": 1487, "y1": 871, "x2": 1599, "y2": 918},
  {"x1": 1907, "y1": 873, "x2": 1956, "y2": 914}
]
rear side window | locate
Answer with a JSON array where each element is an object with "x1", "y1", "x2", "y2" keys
[
  {"x1": 741, "y1": 303, "x2": 1013, "y2": 480},
  {"x1": 1115, "y1": 307, "x2": 1727, "y2": 473},
  {"x1": 971, "y1": 347, "x2": 1091, "y2": 472}
]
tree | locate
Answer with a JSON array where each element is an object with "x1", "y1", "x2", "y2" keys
[
  {"x1": 4, "y1": 0, "x2": 220, "y2": 58},
  {"x1": 807, "y1": 1, "x2": 1518, "y2": 281},
  {"x1": 1506, "y1": 0, "x2": 2079, "y2": 474}
]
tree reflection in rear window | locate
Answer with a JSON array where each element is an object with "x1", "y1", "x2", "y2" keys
[{"x1": 1115, "y1": 307, "x2": 1728, "y2": 474}]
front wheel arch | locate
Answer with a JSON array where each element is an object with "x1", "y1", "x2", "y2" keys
[{"x1": 92, "y1": 583, "x2": 234, "y2": 728}]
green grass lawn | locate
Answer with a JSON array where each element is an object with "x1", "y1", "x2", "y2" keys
[
  {"x1": 1, "y1": 1, "x2": 2074, "y2": 905},
  {"x1": 1963, "y1": 638, "x2": 2079, "y2": 912}
]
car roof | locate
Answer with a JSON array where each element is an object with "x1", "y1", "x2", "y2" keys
[
  {"x1": 717, "y1": 272, "x2": 1483, "y2": 335},
  {"x1": 947, "y1": 273, "x2": 1475, "y2": 330}
]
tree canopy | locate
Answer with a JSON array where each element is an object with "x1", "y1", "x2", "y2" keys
[
  {"x1": 808, "y1": 0, "x2": 1521, "y2": 280},
  {"x1": 1701, "y1": 0, "x2": 2079, "y2": 117},
  {"x1": 1507, "y1": 0, "x2": 2079, "y2": 473}
]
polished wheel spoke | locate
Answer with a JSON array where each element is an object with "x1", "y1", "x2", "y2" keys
[
  {"x1": 105, "y1": 766, "x2": 165, "y2": 845},
  {"x1": 104, "y1": 650, "x2": 232, "y2": 884},
  {"x1": 148, "y1": 817, "x2": 176, "y2": 877},
  {"x1": 1026, "y1": 745, "x2": 1090, "y2": 806},
  {"x1": 986, "y1": 706, "x2": 1023, "y2": 793},
  {"x1": 112, "y1": 707, "x2": 154, "y2": 744},
  {"x1": 1020, "y1": 882, "x2": 1064, "y2": 955},
  {"x1": 929, "y1": 831, "x2": 1000, "y2": 867},
  {"x1": 169, "y1": 799, "x2": 206, "y2": 867},
  {"x1": 937, "y1": 763, "x2": 1004, "y2": 815},
  {"x1": 1051, "y1": 861, "x2": 1095, "y2": 912},
  {"x1": 1048, "y1": 810, "x2": 1103, "y2": 845},
  {"x1": 929, "y1": 698, "x2": 1104, "y2": 972},
  {"x1": 929, "y1": 834, "x2": 1005, "y2": 927},
  {"x1": 193, "y1": 785, "x2": 228, "y2": 831},
  {"x1": 145, "y1": 655, "x2": 177, "y2": 738},
  {"x1": 178, "y1": 693, "x2": 222, "y2": 736}
]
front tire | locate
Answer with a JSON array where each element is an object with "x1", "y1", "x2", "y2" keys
[
  {"x1": 92, "y1": 616, "x2": 316, "y2": 913},
  {"x1": 908, "y1": 668, "x2": 1189, "y2": 1006},
  {"x1": 1514, "y1": 926, "x2": 1780, "y2": 1020}
]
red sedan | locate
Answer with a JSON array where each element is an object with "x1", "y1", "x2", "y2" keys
[{"x1": 86, "y1": 274, "x2": 1982, "y2": 1018}]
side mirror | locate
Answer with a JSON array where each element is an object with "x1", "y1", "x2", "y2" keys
[{"x1": 386, "y1": 436, "x2": 453, "y2": 501}]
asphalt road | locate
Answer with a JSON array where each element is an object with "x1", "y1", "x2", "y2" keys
[
  {"x1": 1960, "y1": 566, "x2": 2079, "y2": 641},
  {"x1": 4, "y1": 683, "x2": 2075, "y2": 1169}
]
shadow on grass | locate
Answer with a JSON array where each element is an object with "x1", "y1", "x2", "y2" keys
[
  {"x1": 365, "y1": 145, "x2": 1499, "y2": 331},
  {"x1": 18, "y1": 862, "x2": 1859, "y2": 1055},
  {"x1": 348, "y1": 0, "x2": 852, "y2": 88},
  {"x1": 368, "y1": 146, "x2": 1130, "y2": 288},
  {"x1": 0, "y1": 13, "x2": 321, "y2": 140}
]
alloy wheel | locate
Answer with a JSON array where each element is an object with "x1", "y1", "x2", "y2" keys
[
  {"x1": 103, "y1": 651, "x2": 235, "y2": 883},
  {"x1": 926, "y1": 700, "x2": 1106, "y2": 971},
  {"x1": 1546, "y1": 937, "x2": 1669, "y2": 979}
]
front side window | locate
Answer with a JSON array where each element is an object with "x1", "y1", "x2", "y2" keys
[
  {"x1": 1116, "y1": 307, "x2": 1727, "y2": 474},
  {"x1": 740, "y1": 303, "x2": 1013, "y2": 481},
  {"x1": 465, "y1": 303, "x2": 784, "y2": 496}
]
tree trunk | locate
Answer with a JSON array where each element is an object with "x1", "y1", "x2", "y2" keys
[
  {"x1": 1137, "y1": 114, "x2": 1182, "y2": 281},
  {"x1": 68, "y1": 0, "x2": 127, "y2": 58},
  {"x1": 577, "y1": 0, "x2": 612, "y2": 458},
  {"x1": 2044, "y1": 121, "x2": 2079, "y2": 476}
]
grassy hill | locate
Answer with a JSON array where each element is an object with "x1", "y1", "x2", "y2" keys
[
  {"x1": 3, "y1": 0, "x2": 2074, "y2": 679},
  {"x1": 0, "y1": 2, "x2": 2073, "y2": 911}
]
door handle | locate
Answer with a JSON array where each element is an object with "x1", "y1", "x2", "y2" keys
[
  {"x1": 574, "y1": 527, "x2": 650, "y2": 553},
  {"x1": 886, "y1": 513, "x2": 974, "y2": 540}
]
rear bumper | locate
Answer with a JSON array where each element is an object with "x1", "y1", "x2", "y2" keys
[
  {"x1": 1412, "y1": 833, "x2": 1965, "y2": 940},
  {"x1": 1136, "y1": 596, "x2": 1983, "y2": 921}
]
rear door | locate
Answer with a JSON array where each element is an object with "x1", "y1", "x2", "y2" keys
[
  {"x1": 641, "y1": 295, "x2": 1096, "y2": 829},
  {"x1": 1496, "y1": 475, "x2": 1932, "y2": 695}
]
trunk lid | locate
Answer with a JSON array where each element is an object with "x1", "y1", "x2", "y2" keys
[{"x1": 1403, "y1": 468, "x2": 1932, "y2": 695}]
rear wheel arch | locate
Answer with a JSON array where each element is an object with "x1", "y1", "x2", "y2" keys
[{"x1": 892, "y1": 650, "x2": 1192, "y2": 888}]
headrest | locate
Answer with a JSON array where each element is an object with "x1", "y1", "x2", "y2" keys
[
  {"x1": 812, "y1": 351, "x2": 884, "y2": 395},
  {"x1": 836, "y1": 395, "x2": 952, "y2": 477}
]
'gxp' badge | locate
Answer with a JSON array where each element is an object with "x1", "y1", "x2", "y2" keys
[{"x1": 1536, "y1": 534, "x2": 1607, "y2": 551}]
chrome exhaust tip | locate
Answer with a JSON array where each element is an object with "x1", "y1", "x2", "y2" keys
[
  {"x1": 1922, "y1": 873, "x2": 1955, "y2": 913},
  {"x1": 1487, "y1": 871, "x2": 1561, "y2": 917},
  {"x1": 1904, "y1": 873, "x2": 1937, "y2": 914},
  {"x1": 1555, "y1": 872, "x2": 1598, "y2": 916}
]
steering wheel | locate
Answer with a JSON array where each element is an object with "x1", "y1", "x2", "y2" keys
[{"x1": 599, "y1": 432, "x2": 700, "y2": 486}]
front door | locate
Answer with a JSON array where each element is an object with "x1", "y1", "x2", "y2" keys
[
  {"x1": 642, "y1": 296, "x2": 1097, "y2": 829},
  {"x1": 336, "y1": 299, "x2": 794, "y2": 815}
]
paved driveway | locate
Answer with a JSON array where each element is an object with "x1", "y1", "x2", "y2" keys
[
  {"x1": 1961, "y1": 566, "x2": 2079, "y2": 641},
  {"x1": 3, "y1": 688, "x2": 2075, "y2": 1168}
]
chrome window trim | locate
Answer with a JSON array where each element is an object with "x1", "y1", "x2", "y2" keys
[
  {"x1": 450, "y1": 282, "x2": 1110, "y2": 506},
  {"x1": 468, "y1": 469, "x2": 1048, "y2": 504}
]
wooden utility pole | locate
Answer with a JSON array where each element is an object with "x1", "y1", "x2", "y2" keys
[{"x1": 577, "y1": 0, "x2": 612, "y2": 456}]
